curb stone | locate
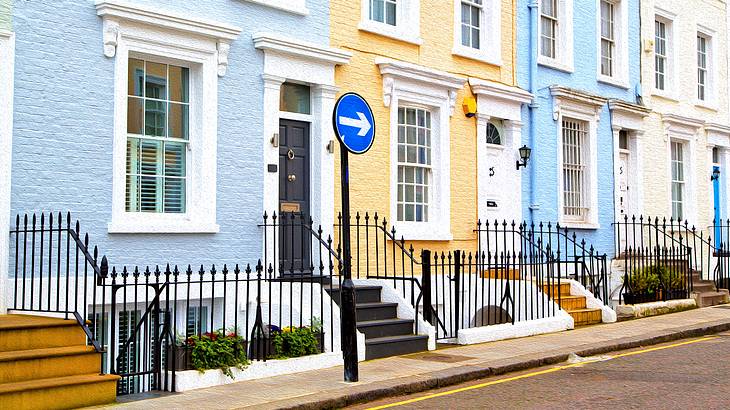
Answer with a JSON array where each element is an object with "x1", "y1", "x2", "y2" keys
[{"x1": 263, "y1": 319, "x2": 730, "y2": 410}]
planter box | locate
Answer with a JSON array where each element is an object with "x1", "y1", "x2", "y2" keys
[
  {"x1": 250, "y1": 331, "x2": 325, "y2": 360},
  {"x1": 623, "y1": 291, "x2": 660, "y2": 305},
  {"x1": 167, "y1": 340, "x2": 248, "y2": 371}
]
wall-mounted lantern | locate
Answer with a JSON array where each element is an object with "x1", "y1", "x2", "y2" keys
[
  {"x1": 516, "y1": 145, "x2": 532, "y2": 170},
  {"x1": 711, "y1": 168, "x2": 721, "y2": 181}
]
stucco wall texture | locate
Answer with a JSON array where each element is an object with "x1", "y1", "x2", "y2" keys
[
  {"x1": 0, "y1": 0, "x2": 10, "y2": 31},
  {"x1": 9, "y1": 0, "x2": 330, "y2": 267},
  {"x1": 330, "y1": 0, "x2": 518, "y2": 253},
  {"x1": 640, "y1": 0, "x2": 730, "y2": 232},
  {"x1": 517, "y1": 0, "x2": 642, "y2": 256}
]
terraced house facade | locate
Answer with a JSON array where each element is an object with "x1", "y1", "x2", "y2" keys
[{"x1": 1, "y1": 0, "x2": 730, "y2": 406}]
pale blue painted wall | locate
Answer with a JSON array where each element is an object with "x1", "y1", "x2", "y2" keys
[
  {"x1": 10, "y1": 0, "x2": 330, "y2": 267},
  {"x1": 517, "y1": 0, "x2": 642, "y2": 256}
]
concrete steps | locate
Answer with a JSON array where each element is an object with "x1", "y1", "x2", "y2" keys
[
  {"x1": 543, "y1": 283, "x2": 602, "y2": 327},
  {"x1": 689, "y1": 271, "x2": 730, "y2": 307},
  {"x1": 0, "y1": 314, "x2": 119, "y2": 409},
  {"x1": 327, "y1": 284, "x2": 428, "y2": 360}
]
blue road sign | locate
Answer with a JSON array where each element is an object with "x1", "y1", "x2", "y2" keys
[{"x1": 333, "y1": 93, "x2": 375, "y2": 155}]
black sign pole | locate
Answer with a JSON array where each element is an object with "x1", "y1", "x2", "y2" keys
[{"x1": 339, "y1": 143, "x2": 359, "y2": 382}]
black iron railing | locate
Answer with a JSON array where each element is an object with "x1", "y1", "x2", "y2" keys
[
  {"x1": 614, "y1": 215, "x2": 727, "y2": 299},
  {"x1": 9, "y1": 212, "x2": 108, "y2": 358},
  {"x1": 9, "y1": 212, "x2": 340, "y2": 396}
]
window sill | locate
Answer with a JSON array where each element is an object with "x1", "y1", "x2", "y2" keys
[
  {"x1": 558, "y1": 221, "x2": 600, "y2": 230},
  {"x1": 695, "y1": 100, "x2": 718, "y2": 111},
  {"x1": 358, "y1": 21, "x2": 423, "y2": 46},
  {"x1": 537, "y1": 56, "x2": 574, "y2": 74},
  {"x1": 452, "y1": 46, "x2": 501, "y2": 66},
  {"x1": 108, "y1": 218, "x2": 220, "y2": 234},
  {"x1": 597, "y1": 75, "x2": 629, "y2": 90},
  {"x1": 391, "y1": 222, "x2": 452, "y2": 242},
  {"x1": 652, "y1": 90, "x2": 678, "y2": 102},
  {"x1": 241, "y1": 0, "x2": 309, "y2": 16}
]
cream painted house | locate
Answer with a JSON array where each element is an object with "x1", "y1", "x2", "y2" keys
[{"x1": 638, "y1": 0, "x2": 730, "y2": 233}]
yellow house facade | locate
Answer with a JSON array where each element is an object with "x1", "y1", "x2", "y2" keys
[
  {"x1": 331, "y1": 0, "x2": 531, "y2": 253},
  {"x1": 638, "y1": 0, "x2": 730, "y2": 233}
]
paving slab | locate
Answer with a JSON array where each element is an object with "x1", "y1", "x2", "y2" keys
[{"x1": 93, "y1": 306, "x2": 730, "y2": 410}]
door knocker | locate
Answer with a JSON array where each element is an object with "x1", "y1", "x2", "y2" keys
[
  {"x1": 288, "y1": 174, "x2": 297, "y2": 182},
  {"x1": 287, "y1": 149, "x2": 295, "y2": 160}
]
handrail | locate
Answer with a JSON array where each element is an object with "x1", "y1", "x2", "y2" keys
[{"x1": 336, "y1": 212, "x2": 421, "y2": 266}]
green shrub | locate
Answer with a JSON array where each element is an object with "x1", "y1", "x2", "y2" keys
[
  {"x1": 187, "y1": 329, "x2": 249, "y2": 378},
  {"x1": 271, "y1": 319, "x2": 322, "y2": 359},
  {"x1": 629, "y1": 265, "x2": 687, "y2": 293}
]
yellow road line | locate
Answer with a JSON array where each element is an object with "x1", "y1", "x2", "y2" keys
[{"x1": 366, "y1": 336, "x2": 718, "y2": 410}]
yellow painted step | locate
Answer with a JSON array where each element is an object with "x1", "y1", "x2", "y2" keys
[
  {"x1": 0, "y1": 345, "x2": 100, "y2": 384},
  {"x1": 568, "y1": 308, "x2": 602, "y2": 326},
  {"x1": 0, "y1": 374, "x2": 120, "y2": 410},
  {"x1": 542, "y1": 282, "x2": 571, "y2": 296},
  {"x1": 481, "y1": 268, "x2": 520, "y2": 280},
  {"x1": 556, "y1": 295, "x2": 587, "y2": 311},
  {"x1": 0, "y1": 315, "x2": 85, "y2": 352}
]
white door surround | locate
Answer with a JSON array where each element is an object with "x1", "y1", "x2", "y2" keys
[
  {"x1": 0, "y1": 30, "x2": 15, "y2": 314},
  {"x1": 468, "y1": 78, "x2": 532, "y2": 231},
  {"x1": 254, "y1": 33, "x2": 351, "y2": 250},
  {"x1": 609, "y1": 100, "x2": 649, "y2": 221}
]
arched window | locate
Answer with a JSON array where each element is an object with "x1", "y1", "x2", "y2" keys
[{"x1": 486, "y1": 122, "x2": 501, "y2": 145}]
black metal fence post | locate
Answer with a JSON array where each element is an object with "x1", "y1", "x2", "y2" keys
[
  {"x1": 421, "y1": 250, "x2": 433, "y2": 326},
  {"x1": 453, "y1": 250, "x2": 461, "y2": 336}
]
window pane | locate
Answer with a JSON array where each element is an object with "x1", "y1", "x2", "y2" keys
[
  {"x1": 280, "y1": 83, "x2": 311, "y2": 114},
  {"x1": 168, "y1": 103, "x2": 189, "y2": 139},
  {"x1": 396, "y1": 106, "x2": 432, "y2": 223},
  {"x1": 127, "y1": 97, "x2": 144, "y2": 135},
  {"x1": 168, "y1": 66, "x2": 189, "y2": 103},
  {"x1": 371, "y1": 0, "x2": 384, "y2": 22},
  {"x1": 145, "y1": 62, "x2": 167, "y2": 100},
  {"x1": 385, "y1": 0, "x2": 396, "y2": 25},
  {"x1": 145, "y1": 100, "x2": 167, "y2": 137},
  {"x1": 128, "y1": 59, "x2": 144, "y2": 97}
]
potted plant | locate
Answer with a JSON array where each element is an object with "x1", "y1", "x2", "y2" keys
[
  {"x1": 179, "y1": 329, "x2": 249, "y2": 378},
  {"x1": 623, "y1": 266, "x2": 662, "y2": 304},
  {"x1": 270, "y1": 317, "x2": 324, "y2": 359}
]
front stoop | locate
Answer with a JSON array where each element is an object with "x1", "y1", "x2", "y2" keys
[
  {"x1": 0, "y1": 314, "x2": 120, "y2": 409},
  {"x1": 327, "y1": 285, "x2": 428, "y2": 360},
  {"x1": 691, "y1": 272, "x2": 730, "y2": 308},
  {"x1": 544, "y1": 283, "x2": 603, "y2": 326}
]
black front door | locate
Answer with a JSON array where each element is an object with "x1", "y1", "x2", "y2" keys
[{"x1": 279, "y1": 119, "x2": 311, "y2": 274}]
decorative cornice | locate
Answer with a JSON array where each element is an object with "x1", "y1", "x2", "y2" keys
[
  {"x1": 662, "y1": 114, "x2": 704, "y2": 140},
  {"x1": 95, "y1": 0, "x2": 241, "y2": 76},
  {"x1": 705, "y1": 123, "x2": 730, "y2": 137},
  {"x1": 608, "y1": 99, "x2": 650, "y2": 118},
  {"x1": 468, "y1": 78, "x2": 533, "y2": 105},
  {"x1": 550, "y1": 86, "x2": 607, "y2": 121},
  {"x1": 252, "y1": 32, "x2": 352, "y2": 65},
  {"x1": 0, "y1": 29, "x2": 13, "y2": 39},
  {"x1": 376, "y1": 57, "x2": 466, "y2": 113}
]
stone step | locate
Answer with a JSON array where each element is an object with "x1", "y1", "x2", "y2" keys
[
  {"x1": 357, "y1": 318, "x2": 414, "y2": 339},
  {"x1": 0, "y1": 315, "x2": 86, "y2": 353},
  {"x1": 0, "y1": 345, "x2": 100, "y2": 384},
  {"x1": 0, "y1": 373, "x2": 120, "y2": 409},
  {"x1": 556, "y1": 295, "x2": 587, "y2": 311},
  {"x1": 567, "y1": 308, "x2": 602, "y2": 326},
  {"x1": 356, "y1": 302, "x2": 398, "y2": 321},
  {"x1": 365, "y1": 334, "x2": 429, "y2": 360},
  {"x1": 693, "y1": 290, "x2": 730, "y2": 308},
  {"x1": 691, "y1": 281, "x2": 717, "y2": 293},
  {"x1": 481, "y1": 268, "x2": 520, "y2": 280},
  {"x1": 542, "y1": 282, "x2": 571, "y2": 296},
  {"x1": 327, "y1": 284, "x2": 383, "y2": 304}
]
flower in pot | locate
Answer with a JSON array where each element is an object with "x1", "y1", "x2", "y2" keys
[{"x1": 186, "y1": 329, "x2": 249, "y2": 379}]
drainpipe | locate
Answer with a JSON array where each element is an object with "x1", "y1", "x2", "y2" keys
[{"x1": 528, "y1": 0, "x2": 539, "y2": 223}]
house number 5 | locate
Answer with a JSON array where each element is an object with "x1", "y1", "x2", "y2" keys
[{"x1": 489, "y1": 167, "x2": 495, "y2": 177}]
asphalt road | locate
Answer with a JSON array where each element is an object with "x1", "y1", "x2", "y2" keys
[{"x1": 350, "y1": 332, "x2": 730, "y2": 410}]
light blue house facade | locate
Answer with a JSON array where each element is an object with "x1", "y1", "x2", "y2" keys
[
  {"x1": 8, "y1": 0, "x2": 350, "y2": 267},
  {"x1": 518, "y1": 0, "x2": 647, "y2": 255}
]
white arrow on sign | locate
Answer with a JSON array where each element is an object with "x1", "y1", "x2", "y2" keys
[{"x1": 338, "y1": 112, "x2": 372, "y2": 137}]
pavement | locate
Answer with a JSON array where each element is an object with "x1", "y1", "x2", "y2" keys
[
  {"x1": 354, "y1": 332, "x2": 730, "y2": 409},
  {"x1": 98, "y1": 306, "x2": 730, "y2": 409}
]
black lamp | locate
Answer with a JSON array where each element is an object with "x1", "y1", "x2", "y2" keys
[
  {"x1": 516, "y1": 145, "x2": 532, "y2": 170},
  {"x1": 711, "y1": 168, "x2": 721, "y2": 181}
]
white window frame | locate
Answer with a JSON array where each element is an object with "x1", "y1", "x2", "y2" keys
[
  {"x1": 552, "y1": 87, "x2": 603, "y2": 229},
  {"x1": 359, "y1": 0, "x2": 422, "y2": 45},
  {"x1": 538, "y1": 0, "x2": 574, "y2": 73},
  {"x1": 452, "y1": 0, "x2": 502, "y2": 65},
  {"x1": 377, "y1": 58, "x2": 466, "y2": 240},
  {"x1": 596, "y1": 0, "x2": 629, "y2": 87},
  {"x1": 695, "y1": 28, "x2": 716, "y2": 108},
  {"x1": 96, "y1": 1, "x2": 241, "y2": 233},
  {"x1": 670, "y1": 140, "x2": 686, "y2": 221},
  {"x1": 653, "y1": 10, "x2": 676, "y2": 100},
  {"x1": 0, "y1": 29, "x2": 14, "y2": 314},
  {"x1": 241, "y1": 0, "x2": 309, "y2": 16},
  {"x1": 663, "y1": 115, "x2": 701, "y2": 225},
  {"x1": 396, "y1": 106, "x2": 433, "y2": 223}
]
